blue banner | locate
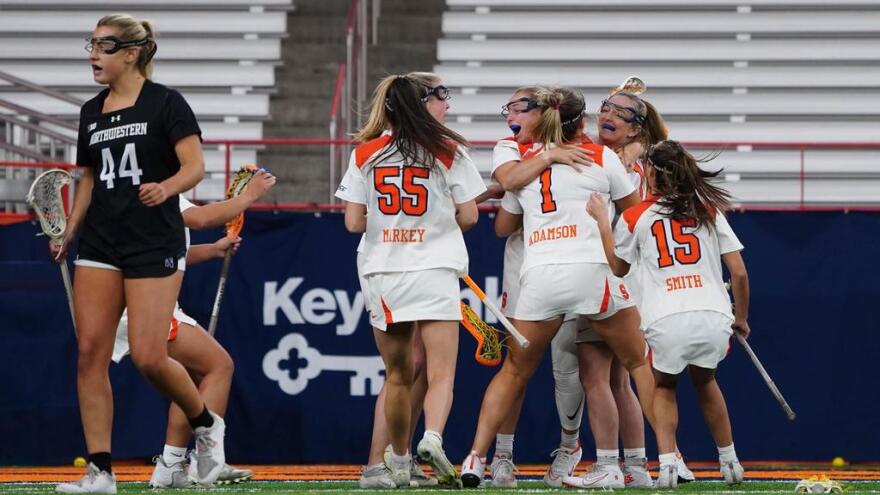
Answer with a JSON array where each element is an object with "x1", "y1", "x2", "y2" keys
[{"x1": 1, "y1": 211, "x2": 878, "y2": 465}]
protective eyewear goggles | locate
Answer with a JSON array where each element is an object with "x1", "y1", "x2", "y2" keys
[
  {"x1": 423, "y1": 85, "x2": 451, "y2": 102},
  {"x1": 599, "y1": 99, "x2": 645, "y2": 125},
  {"x1": 85, "y1": 35, "x2": 150, "y2": 55},
  {"x1": 501, "y1": 97, "x2": 538, "y2": 117}
]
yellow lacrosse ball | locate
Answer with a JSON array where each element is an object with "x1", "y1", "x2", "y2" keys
[
  {"x1": 831, "y1": 457, "x2": 846, "y2": 468},
  {"x1": 73, "y1": 456, "x2": 87, "y2": 468}
]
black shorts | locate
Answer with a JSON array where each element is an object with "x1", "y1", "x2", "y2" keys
[{"x1": 76, "y1": 243, "x2": 184, "y2": 279}]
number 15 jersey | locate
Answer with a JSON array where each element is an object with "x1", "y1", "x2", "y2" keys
[
  {"x1": 76, "y1": 80, "x2": 201, "y2": 265},
  {"x1": 335, "y1": 133, "x2": 487, "y2": 276}
]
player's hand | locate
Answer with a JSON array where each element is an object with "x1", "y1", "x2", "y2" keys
[
  {"x1": 617, "y1": 141, "x2": 645, "y2": 169},
  {"x1": 586, "y1": 192, "x2": 609, "y2": 224},
  {"x1": 139, "y1": 182, "x2": 168, "y2": 206},
  {"x1": 546, "y1": 145, "x2": 596, "y2": 170},
  {"x1": 214, "y1": 236, "x2": 242, "y2": 258},
  {"x1": 243, "y1": 169, "x2": 277, "y2": 201},
  {"x1": 49, "y1": 237, "x2": 70, "y2": 262},
  {"x1": 732, "y1": 318, "x2": 750, "y2": 339}
]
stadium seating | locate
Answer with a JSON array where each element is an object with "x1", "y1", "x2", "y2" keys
[
  {"x1": 435, "y1": 0, "x2": 880, "y2": 205},
  {"x1": 0, "y1": 0, "x2": 293, "y2": 201}
]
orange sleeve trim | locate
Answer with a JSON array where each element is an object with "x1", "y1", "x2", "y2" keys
[
  {"x1": 355, "y1": 134, "x2": 392, "y2": 169},
  {"x1": 623, "y1": 199, "x2": 656, "y2": 233}
]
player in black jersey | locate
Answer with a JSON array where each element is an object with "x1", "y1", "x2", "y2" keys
[{"x1": 50, "y1": 14, "x2": 224, "y2": 493}]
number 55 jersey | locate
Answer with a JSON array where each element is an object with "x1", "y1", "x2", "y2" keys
[
  {"x1": 335, "y1": 133, "x2": 486, "y2": 276},
  {"x1": 76, "y1": 80, "x2": 201, "y2": 266}
]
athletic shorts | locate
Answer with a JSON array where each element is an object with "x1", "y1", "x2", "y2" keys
[
  {"x1": 112, "y1": 304, "x2": 197, "y2": 363},
  {"x1": 574, "y1": 276, "x2": 637, "y2": 343},
  {"x1": 500, "y1": 232, "x2": 524, "y2": 318},
  {"x1": 364, "y1": 268, "x2": 460, "y2": 331},
  {"x1": 646, "y1": 310, "x2": 733, "y2": 375},
  {"x1": 76, "y1": 243, "x2": 185, "y2": 278},
  {"x1": 356, "y1": 251, "x2": 385, "y2": 331},
  {"x1": 513, "y1": 263, "x2": 634, "y2": 321}
]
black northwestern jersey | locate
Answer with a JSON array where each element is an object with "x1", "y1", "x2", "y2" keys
[{"x1": 76, "y1": 80, "x2": 201, "y2": 266}]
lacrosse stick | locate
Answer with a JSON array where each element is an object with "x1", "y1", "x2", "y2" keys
[
  {"x1": 26, "y1": 169, "x2": 76, "y2": 329},
  {"x1": 735, "y1": 333, "x2": 796, "y2": 421},
  {"x1": 460, "y1": 302, "x2": 503, "y2": 366},
  {"x1": 611, "y1": 75, "x2": 646, "y2": 95},
  {"x1": 461, "y1": 274, "x2": 529, "y2": 348},
  {"x1": 207, "y1": 164, "x2": 258, "y2": 336}
]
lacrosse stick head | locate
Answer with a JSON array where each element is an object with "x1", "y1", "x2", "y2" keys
[
  {"x1": 461, "y1": 302, "x2": 503, "y2": 366},
  {"x1": 611, "y1": 76, "x2": 646, "y2": 96},
  {"x1": 26, "y1": 169, "x2": 72, "y2": 244},
  {"x1": 224, "y1": 164, "x2": 258, "y2": 239}
]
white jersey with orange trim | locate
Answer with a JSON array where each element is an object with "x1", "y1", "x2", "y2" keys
[
  {"x1": 501, "y1": 142, "x2": 635, "y2": 275},
  {"x1": 615, "y1": 199, "x2": 744, "y2": 328},
  {"x1": 492, "y1": 136, "x2": 541, "y2": 177},
  {"x1": 335, "y1": 133, "x2": 486, "y2": 276}
]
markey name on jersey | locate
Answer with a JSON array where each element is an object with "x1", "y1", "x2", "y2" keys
[
  {"x1": 666, "y1": 274, "x2": 704, "y2": 292},
  {"x1": 382, "y1": 228, "x2": 426, "y2": 243},
  {"x1": 528, "y1": 224, "x2": 577, "y2": 246},
  {"x1": 88, "y1": 122, "x2": 149, "y2": 146}
]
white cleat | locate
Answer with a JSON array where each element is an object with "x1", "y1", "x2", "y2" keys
[
  {"x1": 192, "y1": 411, "x2": 226, "y2": 486},
  {"x1": 359, "y1": 462, "x2": 396, "y2": 489},
  {"x1": 677, "y1": 452, "x2": 696, "y2": 483},
  {"x1": 460, "y1": 451, "x2": 486, "y2": 488},
  {"x1": 490, "y1": 455, "x2": 518, "y2": 488},
  {"x1": 387, "y1": 452, "x2": 412, "y2": 488},
  {"x1": 216, "y1": 464, "x2": 254, "y2": 484},
  {"x1": 624, "y1": 457, "x2": 654, "y2": 488},
  {"x1": 656, "y1": 464, "x2": 679, "y2": 489},
  {"x1": 410, "y1": 457, "x2": 439, "y2": 487},
  {"x1": 416, "y1": 434, "x2": 461, "y2": 488},
  {"x1": 543, "y1": 444, "x2": 582, "y2": 487},
  {"x1": 721, "y1": 460, "x2": 745, "y2": 485},
  {"x1": 562, "y1": 463, "x2": 625, "y2": 489},
  {"x1": 149, "y1": 455, "x2": 190, "y2": 488},
  {"x1": 55, "y1": 463, "x2": 117, "y2": 494}
]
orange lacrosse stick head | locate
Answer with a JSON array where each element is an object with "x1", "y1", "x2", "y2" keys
[
  {"x1": 224, "y1": 164, "x2": 259, "y2": 239},
  {"x1": 460, "y1": 302, "x2": 502, "y2": 366}
]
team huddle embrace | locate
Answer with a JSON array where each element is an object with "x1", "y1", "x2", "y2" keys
[{"x1": 338, "y1": 73, "x2": 750, "y2": 490}]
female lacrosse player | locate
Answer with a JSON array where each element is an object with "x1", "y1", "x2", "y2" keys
[
  {"x1": 482, "y1": 86, "x2": 595, "y2": 488},
  {"x1": 587, "y1": 140, "x2": 749, "y2": 489},
  {"x1": 565, "y1": 87, "x2": 675, "y2": 489},
  {"x1": 51, "y1": 14, "x2": 224, "y2": 492},
  {"x1": 336, "y1": 72, "x2": 486, "y2": 488},
  {"x1": 461, "y1": 86, "x2": 658, "y2": 489}
]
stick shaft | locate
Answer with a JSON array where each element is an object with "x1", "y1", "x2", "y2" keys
[
  {"x1": 462, "y1": 275, "x2": 529, "y2": 348},
  {"x1": 208, "y1": 250, "x2": 233, "y2": 336},
  {"x1": 735, "y1": 333, "x2": 796, "y2": 421},
  {"x1": 59, "y1": 259, "x2": 76, "y2": 333}
]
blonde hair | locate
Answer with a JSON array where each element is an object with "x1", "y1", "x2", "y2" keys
[
  {"x1": 532, "y1": 86, "x2": 586, "y2": 146},
  {"x1": 610, "y1": 91, "x2": 669, "y2": 148},
  {"x1": 354, "y1": 71, "x2": 439, "y2": 143},
  {"x1": 96, "y1": 14, "x2": 157, "y2": 78}
]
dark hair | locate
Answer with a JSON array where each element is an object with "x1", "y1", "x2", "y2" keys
[
  {"x1": 354, "y1": 73, "x2": 468, "y2": 168},
  {"x1": 648, "y1": 140, "x2": 731, "y2": 229}
]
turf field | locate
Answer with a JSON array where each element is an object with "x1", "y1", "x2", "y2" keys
[{"x1": 3, "y1": 463, "x2": 879, "y2": 494}]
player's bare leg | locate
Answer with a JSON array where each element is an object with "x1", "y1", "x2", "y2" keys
[
  {"x1": 689, "y1": 366, "x2": 733, "y2": 447},
  {"x1": 654, "y1": 371, "x2": 680, "y2": 488},
  {"x1": 611, "y1": 357, "x2": 652, "y2": 487},
  {"x1": 374, "y1": 323, "x2": 415, "y2": 487}
]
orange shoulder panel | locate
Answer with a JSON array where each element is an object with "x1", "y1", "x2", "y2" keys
[
  {"x1": 622, "y1": 199, "x2": 656, "y2": 233},
  {"x1": 355, "y1": 134, "x2": 392, "y2": 169},
  {"x1": 581, "y1": 143, "x2": 605, "y2": 167},
  {"x1": 435, "y1": 141, "x2": 459, "y2": 170}
]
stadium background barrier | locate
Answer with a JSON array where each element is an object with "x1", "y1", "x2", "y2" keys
[{"x1": 1, "y1": 208, "x2": 878, "y2": 465}]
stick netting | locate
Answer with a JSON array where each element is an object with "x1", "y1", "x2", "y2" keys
[{"x1": 26, "y1": 169, "x2": 72, "y2": 243}]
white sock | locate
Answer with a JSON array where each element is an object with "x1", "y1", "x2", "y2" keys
[
  {"x1": 596, "y1": 449, "x2": 619, "y2": 465},
  {"x1": 624, "y1": 447, "x2": 646, "y2": 460},
  {"x1": 659, "y1": 452, "x2": 677, "y2": 467},
  {"x1": 718, "y1": 443, "x2": 738, "y2": 464},
  {"x1": 390, "y1": 451, "x2": 411, "y2": 469},
  {"x1": 560, "y1": 430, "x2": 579, "y2": 449},
  {"x1": 162, "y1": 445, "x2": 187, "y2": 465},
  {"x1": 495, "y1": 433, "x2": 514, "y2": 458}
]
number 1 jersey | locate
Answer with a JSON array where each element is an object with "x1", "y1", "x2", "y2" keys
[
  {"x1": 76, "y1": 80, "x2": 201, "y2": 264},
  {"x1": 335, "y1": 133, "x2": 487, "y2": 276}
]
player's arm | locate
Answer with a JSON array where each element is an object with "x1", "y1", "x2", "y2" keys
[
  {"x1": 344, "y1": 201, "x2": 367, "y2": 233},
  {"x1": 51, "y1": 168, "x2": 94, "y2": 261},
  {"x1": 493, "y1": 145, "x2": 595, "y2": 191},
  {"x1": 186, "y1": 237, "x2": 242, "y2": 265},
  {"x1": 587, "y1": 192, "x2": 630, "y2": 277},
  {"x1": 183, "y1": 170, "x2": 276, "y2": 230},
  {"x1": 612, "y1": 191, "x2": 640, "y2": 212},
  {"x1": 722, "y1": 251, "x2": 750, "y2": 338},
  {"x1": 455, "y1": 200, "x2": 479, "y2": 232},
  {"x1": 473, "y1": 182, "x2": 504, "y2": 204},
  {"x1": 140, "y1": 134, "x2": 205, "y2": 206},
  {"x1": 494, "y1": 209, "x2": 522, "y2": 238}
]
